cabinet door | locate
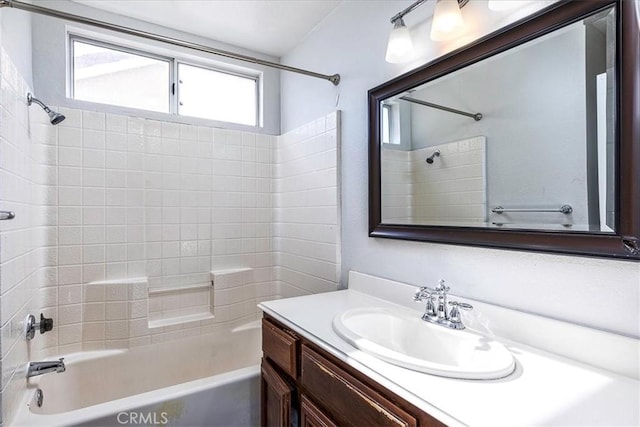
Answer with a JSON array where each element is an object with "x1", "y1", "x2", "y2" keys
[
  {"x1": 301, "y1": 395, "x2": 337, "y2": 427},
  {"x1": 261, "y1": 360, "x2": 294, "y2": 427}
]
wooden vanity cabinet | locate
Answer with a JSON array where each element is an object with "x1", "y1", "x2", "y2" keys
[
  {"x1": 261, "y1": 315, "x2": 445, "y2": 427},
  {"x1": 261, "y1": 359, "x2": 295, "y2": 427}
]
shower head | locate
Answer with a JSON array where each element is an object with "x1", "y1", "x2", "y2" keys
[
  {"x1": 27, "y1": 93, "x2": 66, "y2": 125},
  {"x1": 426, "y1": 149, "x2": 441, "y2": 164}
]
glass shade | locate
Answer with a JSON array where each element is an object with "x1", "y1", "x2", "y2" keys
[
  {"x1": 430, "y1": 0, "x2": 465, "y2": 42},
  {"x1": 385, "y1": 19, "x2": 414, "y2": 63}
]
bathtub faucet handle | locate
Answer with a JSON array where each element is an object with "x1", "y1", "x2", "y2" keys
[
  {"x1": 39, "y1": 314, "x2": 54, "y2": 334},
  {"x1": 25, "y1": 313, "x2": 54, "y2": 340}
]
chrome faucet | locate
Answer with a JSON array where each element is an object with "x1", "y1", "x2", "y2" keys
[
  {"x1": 414, "y1": 280, "x2": 473, "y2": 330},
  {"x1": 27, "y1": 358, "x2": 65, "y2": 378}
]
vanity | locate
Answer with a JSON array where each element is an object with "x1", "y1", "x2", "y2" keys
[
  {"x1": 258, "y1": 272, "x2": 639, "y2": 426},
  {"x1": 261, "y1": 315, "x2": 443, "y2": 427}
]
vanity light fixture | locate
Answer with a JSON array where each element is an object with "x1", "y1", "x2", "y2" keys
[
  {"x1": 385, "y1": 18, "x2": 414, "y2": 63},
  {"x1": 386, "y1": 0, "x2": 469, "y2": 63},
  {"x1": 430, "y1": 0, "x2": 467, "y2": 41}
]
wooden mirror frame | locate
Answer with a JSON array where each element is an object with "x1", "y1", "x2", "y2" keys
[{"x1": 368, "y1": 0, "x2": 640, "y2": 260}]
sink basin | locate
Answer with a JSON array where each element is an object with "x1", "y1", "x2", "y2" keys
[{"x1": 332, "y1": 307, "x2": 515, "y2": 380}]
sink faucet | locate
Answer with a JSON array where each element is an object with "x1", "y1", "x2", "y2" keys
[
  {"x1": 414, "y1": 280, "x2": 473, "y2": 330},
  {"x1": 27, "y1": 358, "x2": 65, "y2": 378}
]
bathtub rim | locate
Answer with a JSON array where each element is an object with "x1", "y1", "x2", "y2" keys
[{"x1": 12, "y1": 364, "x2": 260, "y2": 427}]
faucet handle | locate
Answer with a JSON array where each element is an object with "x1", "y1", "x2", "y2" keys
[
  {"x1": 448, "y1": 301, "x2": 473, "y2": 324},
  {"x1": 435, "y1": 279, "x2": 450, "y2": 293},
  {"x1": 449, "y1": 301, "x2": 473, "y2": 310},
  {"x1": 25, "y1": 313, "x2": 54, "y2": 341},
  {"x1": 414, "y1": 286, "x2": 440, "y2": 301},
  {"x1": 413, "y1": 287, "x2": 432, "y2": 301}
]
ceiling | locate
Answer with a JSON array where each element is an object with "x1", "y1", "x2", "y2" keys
[{"x1": 71, "y1": 0, "x2": 341, "y2": 57}]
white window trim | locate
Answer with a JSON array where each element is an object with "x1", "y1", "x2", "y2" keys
[{"x1": 67, "y1": 29, "x2": 263, "y2": 129}]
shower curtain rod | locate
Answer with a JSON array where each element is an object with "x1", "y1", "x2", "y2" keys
[
  {"x1": 399, "y1": 96, "x2": 482, "y2": 121},
  {"x1": 0, "y1": 0, "x2": 341, "y2": 86}
]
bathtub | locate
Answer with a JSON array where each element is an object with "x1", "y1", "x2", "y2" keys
[{"x1": 11, "y1": 324, "x2": 262, "y2": 427}]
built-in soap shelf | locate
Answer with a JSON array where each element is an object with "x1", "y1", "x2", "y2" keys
[
  {"x1": 146, "y1": 267, "x2": 255, "y2": 329},
  {"x1": 148, "y1": 283, "x2": 214, "y2": 329},
  {"x1": 86, "y1": 270, "x2": 256, "y2": 330}
]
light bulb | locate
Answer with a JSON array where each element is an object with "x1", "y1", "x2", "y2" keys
[
  {"x1": 385, "y1": 18, "x2": 414, "y2": 63},
  {"x1": 430, "y1": 0, "x2": 465, "y2": 42}
]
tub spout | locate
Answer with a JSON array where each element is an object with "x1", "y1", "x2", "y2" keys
[{"x1": 27, "y1": 358, "x2": 65, "y2": 378}]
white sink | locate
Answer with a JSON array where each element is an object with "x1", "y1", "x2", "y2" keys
[{"x1": 332, "y1": 307, "x2": 515, "y2": 380}]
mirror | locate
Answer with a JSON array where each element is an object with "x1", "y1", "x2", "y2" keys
[{"x1": 369, "y1": 0, "x2": 640, "y2": 259}]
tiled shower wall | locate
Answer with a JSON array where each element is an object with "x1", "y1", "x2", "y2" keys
[
  {"x1": 44, "y1": 107, "x2": 280, "y2": 354},
  {"x1": 380, "y1": 137, "x2": 486, "y2": 225},
  {"x1": 380, "y1": 148, "x2": 412, "y2": 223},
  {"x1": 0, "y1": 41, "x2": 340, "y2": 424},
  {"x1": 273, "y1": 112, "x2": 341, "y2": 297},
  {"x1": 410, "y1": 136, "x2": 486, "y2": 224},
  {"x1": 0, "y1": 47, "x2": 57, "y2": 425}
]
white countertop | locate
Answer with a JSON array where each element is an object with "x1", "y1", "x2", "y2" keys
[{"x1": 259, "y1": 289, "x2": 640, "y2": 426}]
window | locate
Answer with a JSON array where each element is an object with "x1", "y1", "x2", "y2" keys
[
  {"x1": 71, "y1": 39, "x2": 171, "y2": 112},
  {"x1": 381, "y1": 102, "x2": 402, "y2": 145},
  {"x1": 381, "y1": 103, "x2": 392, "y2": 144},
  {"x1": 69, "y1": 35, "x2": 260, "y2": 127},
  {"x1": 178, "y1": 63, "x2": 257, "y2": 126}
]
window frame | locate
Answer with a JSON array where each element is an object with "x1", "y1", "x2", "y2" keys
[{"x1": 68, "y1": 33, "x2": 262, "y2": 128}]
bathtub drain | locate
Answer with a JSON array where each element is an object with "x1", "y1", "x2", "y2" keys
[{"x1": 35, "y1": 389, "x2": 43, "y2": 407}]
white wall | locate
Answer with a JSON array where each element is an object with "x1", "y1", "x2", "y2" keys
[
  {"x1": 281, "y1": 0, "x2": 640, "y2": 338},
  {"x1": 0, "y1": 8, "x2": 32, "y2": 87},
  {"x1": 29, "y1": 1, "x2": 281, "y2": 135}
]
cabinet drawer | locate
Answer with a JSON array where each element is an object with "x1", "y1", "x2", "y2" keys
[
  {"x1": 262, "y1": 318, "x2": 299, "y2": 378},
  {"x1": 301, "y1": 395, "x2": 338, "y2": 427},
  {"x1": 301, "y1": 345, "x2": 417, "y2": 427}
]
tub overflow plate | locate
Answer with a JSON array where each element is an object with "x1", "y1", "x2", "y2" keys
[{"x1": 36, "y1": 389, "x2": 44, "y2": 408}]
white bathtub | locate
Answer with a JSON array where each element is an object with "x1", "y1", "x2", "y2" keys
[{"x1": 11, "y1": 325, "x2": 262, "y2": 427}]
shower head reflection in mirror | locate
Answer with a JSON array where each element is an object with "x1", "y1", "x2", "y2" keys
[{"x1": 426, "y1": 149, "x2": 441, "y2": 164}]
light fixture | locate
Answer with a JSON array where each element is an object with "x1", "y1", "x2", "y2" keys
[
  {"x1": 430, "y1": 0, "x2": 467, "y2": 42},
  {"x1": 385, "y1": 0, "x2": 469, "y2": 64},
  {"x1": 385, "y1": 18, "x2": 414, "y2": 63}
]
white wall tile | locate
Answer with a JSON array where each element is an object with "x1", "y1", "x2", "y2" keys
[
  {"x1": 273, "y1": 112, "x2": 341, "y2": 297},
  {"x1": 58, "y1": 127, "x2": 82, "y2": 147}
]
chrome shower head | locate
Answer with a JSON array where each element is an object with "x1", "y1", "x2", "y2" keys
[
  {"x1": 426, "y1": 149, "x2": 441, "y2": 164},
  {"x1": 48, "y1": 111, "x2": 66, "y2": 125},
  {"x1": 27, "y1": 93, "x2": 66, "y2": 125}
]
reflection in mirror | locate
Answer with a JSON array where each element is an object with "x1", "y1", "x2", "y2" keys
[{"x1": 380, "y1": 5, "x2": 616, "y2": 233}]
